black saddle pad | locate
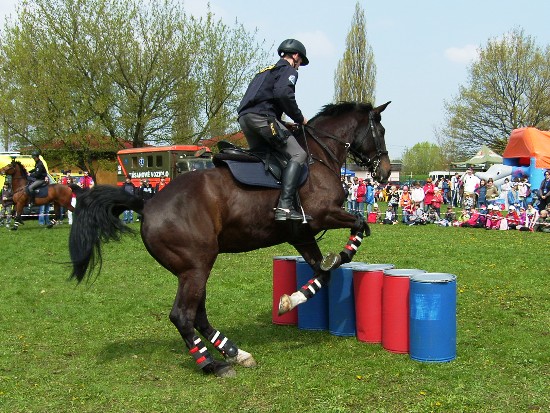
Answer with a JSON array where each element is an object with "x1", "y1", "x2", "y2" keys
[
  {"x1": 29, "y1": 184, "x2": 49, "y2": 198},
  {"x1": 213, "y1": 144, "x2": 308, "y2": 188}
]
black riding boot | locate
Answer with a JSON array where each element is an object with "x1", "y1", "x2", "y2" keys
[
  {"x1": 274, "y1": 161, "x2": 307, "y2": 221},
  {"x1": 26, "y1": 186, "x2": 35, "y2": 205}
]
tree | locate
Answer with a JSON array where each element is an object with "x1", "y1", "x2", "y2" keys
[
  {"x1": 0, "y1": 0, "x2": 268, "y2": 174},
  {"x1": 442, "y1": 28, "x2": 550, "y2": 156},
  {"x1": 334, "y1": 2, "x2": 376, "y2": 104},
  {"x1": 401, "y1": 142, "x2": 446, "y2": 175},
  {"x1": 180, "y1": 12, "x2": 268, "y2": 143}
]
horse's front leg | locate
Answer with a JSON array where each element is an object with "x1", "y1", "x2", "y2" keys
[
  {"x1": 278, "y1": 238, "x2": 331, "y2": 315},
  {"x1": 278, "y1": 212, "x2": 370, "y2": 314},
  {"x1": 320, "y1": 213, "x2": 370, "y2": 271},
  {"x1": 10, "y1": 203, "x2": 25, "y2": 231}
]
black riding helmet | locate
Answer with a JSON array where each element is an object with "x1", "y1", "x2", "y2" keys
[
  {"x1": 31, "y1": 150, "x2": 40, "y2": 158},
  {"x1": 277, "y1": 39, "x2": 309, "y2": 66}
]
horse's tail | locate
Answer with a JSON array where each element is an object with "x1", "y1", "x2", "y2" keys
[
  {"x1": 68, "y1": 183, "x2": 85, "y2": 197},
  {"x1": 69, "y1": 185, "x2": 144, "y2": 283}
]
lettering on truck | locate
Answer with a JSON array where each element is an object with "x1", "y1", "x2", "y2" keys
[{"x1": 116, "y1": 145, "x2": 213, "y2": 187}]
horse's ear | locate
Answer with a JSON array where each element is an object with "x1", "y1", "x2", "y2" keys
[{"x1": 373, "y1": 101, "x2": 391, "y2": 114}]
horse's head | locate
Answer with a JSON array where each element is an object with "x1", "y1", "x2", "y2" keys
[
  {"x1": 0, "y1": 162, "x2": 16, "y2": 176},
  {"x1": 0, "y1": 161, "x2": 27, "y2": 179},
  {"x1": 350, "y1": 101, "x2": 391, "y2": 183},
  {"x1": 309, "y1": 101, "x2": 391, "y2": 183}
]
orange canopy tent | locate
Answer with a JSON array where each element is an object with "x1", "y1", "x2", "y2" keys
[{"x1": 502, "y1": 127, "x2": 550, "y2": 168}]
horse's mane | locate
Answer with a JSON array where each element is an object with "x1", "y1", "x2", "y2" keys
[
  {"x1": 312, "y1": 101, "x2": 374, "y2": 121},
  {"x1": 13, "y1": 161, "x2": 28, "y2": 178}
]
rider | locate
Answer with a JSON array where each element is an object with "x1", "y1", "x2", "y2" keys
[
  {"x1": 27, "y1": 150, "x2": 48, "y2": 203},
  {"x1": 238, "y1": 39, "x2": 309, "y2": 222}
]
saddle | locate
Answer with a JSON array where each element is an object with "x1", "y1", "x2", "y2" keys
[
  {"x1": 26, "y1": 181, "x2": 49, "y2": 198},
  {"x1": 212, "y1": 141, "x2": 308, "y2": 189}
]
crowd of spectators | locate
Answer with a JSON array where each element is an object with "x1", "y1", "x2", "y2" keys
[{"x1": 343, "y1": 168, "x2": 550, "y2": 233}]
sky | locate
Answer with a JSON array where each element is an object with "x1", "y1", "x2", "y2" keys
[{"x1": 1, "y1": 0, "x2": 550, "y2": 159}]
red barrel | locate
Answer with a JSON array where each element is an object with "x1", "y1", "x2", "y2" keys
[
  {"x1": 272, "y1": 256, "x2": 300, "y2": 325},
  {"x1": 352, "y1": 264, "x2": 394, "y2": 343},
  {"x1": 382, "y1": 269, "x2": 426, "y2": 353}
]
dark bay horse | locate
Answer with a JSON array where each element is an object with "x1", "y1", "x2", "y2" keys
[
  {"x1": 0, "y1": 161, "x2": 74, "y2": 230},
  {"x1": 69, "y1": 101, "x2": 392, "y2": 377}
]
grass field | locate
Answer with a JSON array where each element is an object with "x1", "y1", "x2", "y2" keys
[{"x1": 0, "y1": 220, "x2": 548, "y2": 413}]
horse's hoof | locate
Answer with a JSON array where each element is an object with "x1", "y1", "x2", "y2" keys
[
  {"x1": 238, "y1": 354, "x2": 257, "y2": 368},
  {"x1": 214, "y1": 364, "x2": 236, "y2": 378},
  {"x1": 9, "y1": 226, "x2": 18, "y2": 231},
  {"x1": 203, "y1": 360, "x2": 236, "y2": 378},
  {"x1": 320, "y1": 252, "x2": 341, "y2": 271},
  {"x1": 278, "y1": 294, "x2": 292, "y2": 315},
  {"x1": 46, "y1": 224, "x2": 53, "y2": 229},
  {"x1": 227, "y1": 349, "x2": 257, "y2": 368}
]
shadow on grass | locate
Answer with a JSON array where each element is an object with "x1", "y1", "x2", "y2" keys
[{"x1": 96, "y1": 309, "x2": 334, "y2": 367}]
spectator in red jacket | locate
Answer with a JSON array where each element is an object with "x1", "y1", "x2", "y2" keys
[
  {"x1": 423, "y1": 178, "x2": 435, "y2": 212},
  {"x1": 356, "y1": 179, "x2": 367, "y2": 218}
]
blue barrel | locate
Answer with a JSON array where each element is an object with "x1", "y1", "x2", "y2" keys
[
  {"x1": 328, "y1": 263, "x2": 363, "y2": 337},
  {"x1": 296, "y1": 257, "x2": 329, "y2": 331},
  {"x1": 409, "y1": 273, "x2": 457, "y2": 362}
]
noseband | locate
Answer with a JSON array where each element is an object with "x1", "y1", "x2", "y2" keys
[{"x1": 304, "y1": 110, "x2": 387, "y2": 175}]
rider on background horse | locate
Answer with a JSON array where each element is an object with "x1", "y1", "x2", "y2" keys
[
  {"x1": 27, "y1": 150, "x2": 48, "y2": 204},
  {"x1": 238, "y1": 39, "x2": 310, "y2": 222}
]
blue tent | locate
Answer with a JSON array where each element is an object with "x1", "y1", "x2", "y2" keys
[{"x1": 340, "y1": 167, "x2": 355, "y2": 176}]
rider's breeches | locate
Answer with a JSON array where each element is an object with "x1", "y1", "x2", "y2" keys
[
  {"x1": 28, "y1": 180, "x2": 45, "y2": 191},
  {"x1": 238, "y1": 113, "x2": 306, "y2": 165}
]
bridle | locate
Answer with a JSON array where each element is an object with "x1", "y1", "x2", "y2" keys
[
  {"x1": 1, "y1": 162, "x2": 27, "y2": 183},
  {"x1": 303, "y1": 110, "x2": 387, "y2": 176}
]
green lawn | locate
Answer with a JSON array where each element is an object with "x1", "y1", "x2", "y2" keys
[{"x1": 0, "y1": 221, "x2": 548, "y2": 412}]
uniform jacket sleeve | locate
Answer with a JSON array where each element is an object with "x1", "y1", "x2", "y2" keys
[{"x1": 272, "y1": 64, "x2": 304, "y2": 124}]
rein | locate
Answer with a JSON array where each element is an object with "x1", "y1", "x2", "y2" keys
[{"x1": 303, "y1": 110, "x2": 387, "y2": 176}]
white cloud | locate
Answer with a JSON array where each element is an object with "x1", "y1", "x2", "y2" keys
[
  {"x1": 293, "y1": 30, "x2": 338, "y2": 60},
  {"x1": 444, "y1": 44, "x2": 479, "y2": 64}
]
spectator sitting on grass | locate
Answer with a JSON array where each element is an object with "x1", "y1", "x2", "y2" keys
[
  {"x1": 485, "y1": 204, "x2": 503, "y2": 230},
  {"x1": 426, "y1": 206, "x2": 439, "y2": 224},
  {"x1": 454, "y1": 208, "x2": 470, "y2": 226},
  {"x1": 506, "y1": 205, "x2": 520, "y2": 230},
  {"x1": 533, "y1": 209, "x2": 550, "y2": 233},
  {"x1": 408, "y1": 202, "x2": 427, "y2": 226},
  {"x1": 523, "y1": 203, "x2": 539, "y2": 231},
  {"x1": 445, "y1": 206, "x2": 456, "y2": 222},
  {"x1": 382, "y1": 206, "x2": 397, "y2": 225},
  {"x1": 477, "y1": 204, "x2": 488, "y2": 227},
  {"x1": 460, "y1": 206, "x2": 483, "y2": 228}
]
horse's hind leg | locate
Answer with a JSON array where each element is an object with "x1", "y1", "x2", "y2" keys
[
  {"x1": 194, "y1": 294, "x2": 257, "y2": 368},
  {"x1": 169, "y1": 272, "x2": 236, "y2": 378},
  {"x1": 47, "y1": 203, "x2": 59, "y2": 228}
]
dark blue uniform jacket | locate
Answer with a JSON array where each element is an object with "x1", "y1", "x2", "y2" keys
[
  {"x1": 29, "y1": 160, "x2": 47, "y2": 180},
  {"x1": 238, "y1": 59, "x2": 304, "y2": 124}
]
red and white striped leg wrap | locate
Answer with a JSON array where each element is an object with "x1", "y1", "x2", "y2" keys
[
  {"x1": 188, "y1": 336, "x2": 213, "y2": 369},
  {"x1": 208, "y1": 330, "x2": 238, "y2": 358},
  {"x1": 299, "y1": 277, "x2": 322, "y2": 299},
  {"x1": 342, "y1": 232, "x2": 363, "y2": 261}
]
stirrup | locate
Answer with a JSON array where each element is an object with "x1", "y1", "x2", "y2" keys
[{"x1": 274, "y1": 207, "x2": 304, "y2": 221}]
